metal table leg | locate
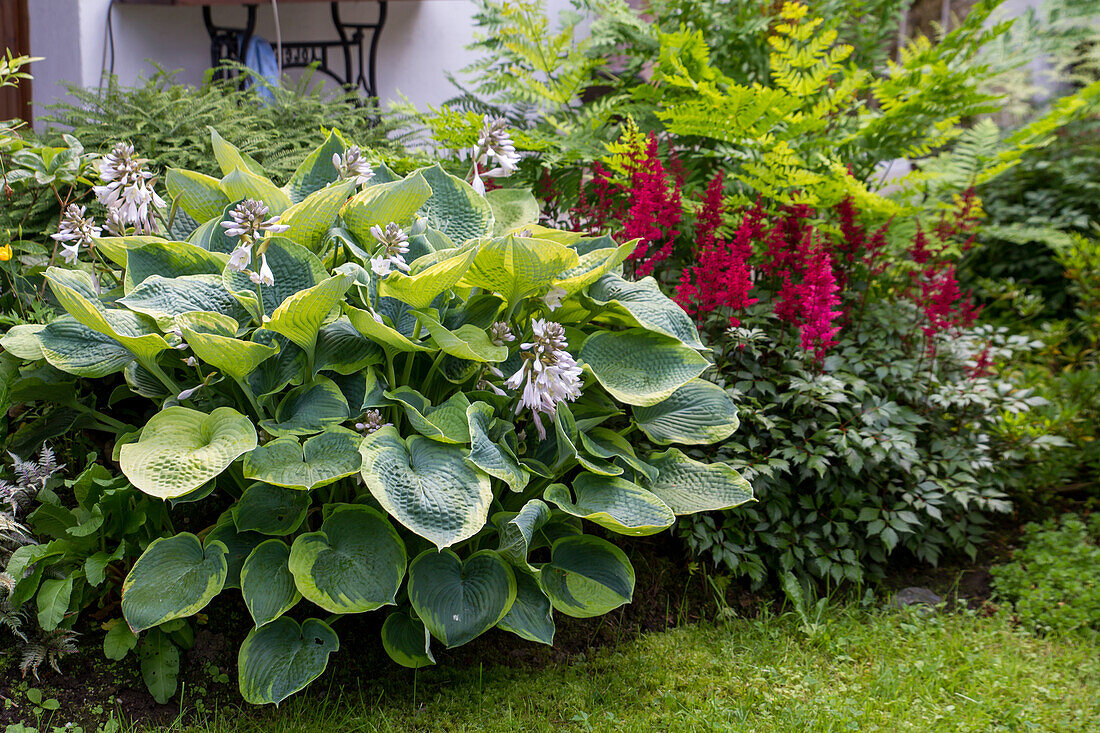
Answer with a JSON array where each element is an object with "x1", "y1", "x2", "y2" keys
[{"x1": 202, "y1": 5, "x2": 257, "y2": 80}]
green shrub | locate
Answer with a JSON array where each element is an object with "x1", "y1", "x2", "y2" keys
[
  {"x1": 0, "y1": 127, "x2": 751, "y2": 704},
  {"x1": 991, "y1": 514, "x2": 1100, "y2": 635}
]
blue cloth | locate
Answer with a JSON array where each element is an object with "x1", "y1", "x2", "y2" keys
[{"x1": 243, "y1": 36, "x2": 280, "y2": 103}]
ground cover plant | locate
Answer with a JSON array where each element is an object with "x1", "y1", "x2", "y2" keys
[{"x1": 0, "y1": 125, "x2": 752, "y2": 705}]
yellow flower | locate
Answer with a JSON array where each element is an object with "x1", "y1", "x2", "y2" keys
[{"x1": 0, "y1": 244, "x2": 12, "y2": 262}]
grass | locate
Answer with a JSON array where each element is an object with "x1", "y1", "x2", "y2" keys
[{"x1": 139, "y1": 605, "x2": 1099, "y2": 733}]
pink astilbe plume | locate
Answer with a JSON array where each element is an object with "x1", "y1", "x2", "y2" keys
[
  {"x1": 674, "y1": 200, "x2": 762, "y2": 326},
  {"x1": 798, "y1": 245, "x2": 843, "y2": 359},
  {"x1": 622, "y1": 134, "x2": 682, "y2": 277}
]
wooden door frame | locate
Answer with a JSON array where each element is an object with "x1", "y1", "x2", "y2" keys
[{"x1": 1, "y1": 0, "x2": 33, "y2": 124}]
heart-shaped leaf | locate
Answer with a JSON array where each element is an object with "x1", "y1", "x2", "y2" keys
[
  {"x1": 553, "y1": 238, "x2": 637, "y2": 294},
  {"x1": 378, "y1": 246, "x2": 479, "y2": 309},
  {"x1": 260, "y1": 376, "x2": 349, "y2": 437},
  {"x1": 580, "y1": 329, "x2": 708, "y2": 406},
  {"x1": 238, "y1": 617, "x2": 339, "y2": 705},
  {"x1": 265, "y1": 275, "x2": 350, "y2": 363},
  {"x1": 497, "y1": 569, "x2": 555, "y2": 645},
  {"x1": 314, "y1": 318, "x2": 385, "y2": 375},
  {"x1": 460, "y1": 234, "x2": 579, "y2": 307},
  {"x1": 118, "y1": 275, "x2": 246, "y2": 329},
  {"x1": 243, "y1": 428, "x2": 363, "y2": 491},
  {"x1": 407, "y1": 549, "x2": 516, "y2": 647},
  {"x1": 122, "y1": 533, "x2": 228, "y2": 633},
  {"x1": 205, "y1": 519, "x2": 265, "y2": 590},
  {"x1": 539, "y1": 535, "x2": 634, "y2": 618},
  {"x1": 645, "y1": 448, "x2": 754, "y2": 514},
  {"x1": 279, "y1": 180, "x2": 357, "y2": 251},
  {"x1": 223, "y1": 237, "x2": 327, "y2": 318},
  {"x1": 120, "y1": 407, "x2": 257, "y2": 499},
  {"x1": 124, "y1": 238, "x2": 227, "y2": 292},
  {"x1": 241, "y1": 539, "x2": 301, "y2": 627},
  {"x1": 341, "y1": 172, "x2": 432, "y2": 242},
  {"x1": 545, "y1": 474, "x2": 675, "y2": 536},
  {"x1": 385, "y1": 388, "x2": 471, "y2": 443},
  {"x1": 37, "y1": 318, "x2": 134, "y2": 377},
  {"x1": 284, "y1": 130, "x2": 345, "y2": 203},
  {"x1": 233, "y1": 482, "x2": 310, "y2": 535},
  {"x1": 166, "y1": 168, "x2": 230, "y2": 223},
  {"x1": 288, "y1": 505, "x2": 406, "y2": 614},
  {"x1": 417, "y1": 164, "x2": 495, "y2": 244},
  {"x1": 632, "y1": 378, "x2": 739, "y2": 445},
  {"x1": 359, "y1": 426, "x2": 492, "y2": 549},
  {"x1": 381, "y1": 610, "x2": 435, "y2": 669}
]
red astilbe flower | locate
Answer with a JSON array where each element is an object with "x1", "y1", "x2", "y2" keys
[
  {"x1": 694, "y1": 171, "x2": 726, "y2": 254},
  {"x1": 917, "y1": 263, "x2": 982, "y2": 342},
  {"x1": 622, "y1": 134, "x2": 682, "y2": 277},
  {"x1": 674, "y1": 202, "x2": 762, "y2": 326},
  {"x1": 835, "y1": 197, "x2": 891, "y2": 280},
  {"x1": 798, "y1": 244, "x2": 843, "y2": 359},
  {"x1": 758, "y1": 203, "x2": 816, "y2": 280},
  {"x1": 570, "y1": 162, "x2": 621, "y2": 234}
]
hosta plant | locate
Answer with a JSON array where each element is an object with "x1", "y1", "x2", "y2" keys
[{"x1": 0, "y1": 129, "x2": 750, "y2": 704}]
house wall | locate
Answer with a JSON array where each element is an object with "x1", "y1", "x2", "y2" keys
[{"x1": 25, "y1": 0, "x2": 573, "y2": 127}]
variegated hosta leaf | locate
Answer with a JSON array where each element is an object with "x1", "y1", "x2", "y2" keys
[
  {"x1": 539, "y1": 535, "x2": 635, "y2": 618},
  {"x1": 412, "y1": 310, "x2": 508, "y2": 363},
  {"x1": 331, "y1": 368, "x2": 388, "y2": 414},
  {"x1": 553, "y1": 238, "x2": 637, "y2": 295},
  {"x1": 0, "y1": 324, "x2": 45, "y2": 360},
  {"x1": 343, "y1": 303, "x2": 435, "y2": 353},
  {"x1": 359, "y1": 426, "x2": 492, "y2": 549},
  {"x1": 210, "y1": 127, "x2": 267, "y2": 177},
  {"x1": 417, "y1": 164, "x2": 495, "y2": 244},
  {"x1": 166, "y1": 168, "x2": 230, "y2": 223},
  {"x1": 467, "y1": 402, "x2": 530, "y2": 492},
  {"x1": 284, "y1": 130, "x2": 345, "y2": 204},
  {"x1": 407, "y1": 549, "x2": 516, "y2": 647},
  {"x1": 279, "y1": 180, "x2": 356, "y2": 251},
  {"x1": 379, "y1": 246, "x2": 479, "y2": 309},
  {"x1": 238, "y1": 617, "x2": 338, "y2": 705},
  {"x1": 264, "y1": 275, "x2": 350, "y2": 360},
  {"x1": 632, "y1": 378, "x2": 739, "y2": 445},
  {"x1": 37, "y1": 318, "x2": 133, "y2": 377},
  {"x1": 176, "y1": 311, "x2": 279, "y2": 381},
  {"x1": 124, "y1": 238, "x2": 228, "y2": 293},
  {"x1": 381, "y1": 610, "x2": 435, "y2": 669},
  {"x1": 340, "y1": 172, "x2": 432, "y2": 243},
  {"x1": 247, "y1": 331, "x2": 307, "y2": 397},
  {"x1": 545, "y1": 474, "x2": 675, "y2": 536},
  {"x1": 223, "y1": 237, "x2": 328, "y2": 319},
  {"x1": 459, "y1": 234, "x2": 579, "y2": 307},
  {"x1": 497, "y1": 569, "x2": 555, "y2": 645},
  {"x1": 580, "y1": 329, "x2": 708, "y2": 406},
  {"x1": 118, "y1": 275, "x2": 247, "y2": 330},
  {"x1": 93, "y1": 234, "x2": 179, "y2": 269},
  {"x1": 121, "y1": 533, "x2": 228, "y2": 633},
  {"x1": 242, "y1": 428, "x2": 363, "y2": 491},
  {"x1": 645, "y1": 447, "x2": 754, "y2": 514},
  {"x1": 587, "y1": 273, "x2": 705, "y2": 349},
  {"x1": 577, "y1": 427, "x2": 658, "y2": 483},
  {"x1": 222, "y1": 166, "x2": 292, "y2": 215},
  {"x1": 495, "y1": 499, "x2": 551, "y2": 568},
  {"x1": 288, "y1": 505, "x2": 406, "y2": 614},
  {"x1": 260, "y1": 376, "x2": 349, "y2": 437},
  {"x1": 313, "y1": 318, "x2": 384, "y2": 375},
  {"x1": 232, "y1": 482, "x2": 310, "y2": 535},
  {"x1": 205, "y1": 519, "x2": 265, "y2": 590},
  {"x1": 385, "y1": 388, "x2": 471, "y2": 443},
  {"x1": 241, "y1": 539, "x2": 301, "y2": 627},
  {"x1": 120, "y1": 406, "x2": 257, "y2": 499},
  {"x1": 45, "y1": 267, "x2": 169, "y2": 365},
  {"x1": 485, "y1": 188, "x2": 540, "y2": 235}
]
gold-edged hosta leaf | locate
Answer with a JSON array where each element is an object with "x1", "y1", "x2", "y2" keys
[
  {"x1": 552, "y1": 240, "x2": 637, "y2": 295},
  {"x1": 587, "y1": 274, "x2": 704, "y2": 349},
  {"x1": 284, "y1": 130, "x2": 346, "y2": 204},
  {"x1": 118, "y1": 275, "x2": 247, "y2": 330},
  {"x1": 240, "y1": 539, "x2": 301, "y2": 628},
  {"x1": 497, "y1": 569, "x2": 555, "y2": 645},
  {"x1": 579, "y1": 329, "x2": 708, "y2": 407},
  {"x1": 381, "y1": 610, "x2": 435, "y2": 669},
  {"x1": 177, "y1": 312, "x2": 279, "y2": 381},
  {"x1": 92, "y1": 235, "x2": 167, "y2": 268},
  {"x1": 407, "y1": 549, "x2": 516, "y2": 648},
  {"x1": 166, "y1": 168, "x2": 231, "y2": 223},
  {"x1": 38, "y1": 318, "x2": 133, "y2": 376},
  {"x1": 265, "y1": 275, "x2": 350, "y2": 359},
  {"x1": 260, "y1": 376, "x2": 349, "y2": 437},
  {"x1": 467, "y1": 402, "x2": 529, "y2": 492},
  {"x1": 223, "y1": 237, "x2": 328, "y2": 319},
  {"x1": 279, "y1": 180, "x2": 356, "y2": 252},
  {"x1": 417, "y1": 164, "x2": 495, "y2": 245},
  {"x1": 124, "y1": 238, "x2": 229, "y2": 293},
  {"x1": 221, "y1": 167, "x2": 292, "y2": 215},
  {"x1": 539, "y1": 535, "x2": 634, "y2": 618},
  {"x1": 359, "y1": 426, "x2": 492, "y2": 549},
  {"x1": 1, "y1": 324, "x2": 46, "y2": 360},
  {"x1": 209, "y1": 127, "x2": 267, "y2": 177},
  {"x1": 340, "y1": 173, "x2": 432, "y2": 243},
  {"x1": 233, "y1": 482, "x2": 310, "y2": 535},
  {"x1": 378, "y1": 246, "x2": 478, "y2": 309},
  {"x1": 122, "y1": 533, "x2": 228, "y2": 633},
  {"x1": 485, "y1": 188, "x2": 539, "y2": 235},
  {"x1": 242, "y1": 428, "x2": 363, "y2": 491},
  {"x1": 411, "y1": 310, "x2": 507, "y2": 363},
  {"x1": 120, "y1": 406, "x2": 257, "y2": 499},
  {"x1": 459, "y1": 234, "x2": 579, "y2": 307},
  {"x1": 632, "y1": 378, "x2": 739, "y2": 445},
  {"x1": 343, "y1": 304, "x2": 435, "y2": 353},
  {"x1": 238, "y1": 617, "x2": 338, "y2": 706},
  {"x1": 644, "y1": 448, "x2": 754, "y2": 514},
  {"x1": 495, "y1": 499, "x2": 551, "y2": 568},
  {"x1": 544, "y1": 474, "x2": 674, "y2": 536},
  {"x1": 385, "y1": 388, "x2": 470, "y2": 443}
]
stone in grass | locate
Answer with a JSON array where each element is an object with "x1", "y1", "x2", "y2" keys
[{"x1": 887, "y1": 587, "x2": 944, "y2": 611}]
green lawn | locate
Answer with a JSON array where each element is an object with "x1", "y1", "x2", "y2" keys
[{"x1": 143, "y1": 606, "x2": 1098, "y2": 733}]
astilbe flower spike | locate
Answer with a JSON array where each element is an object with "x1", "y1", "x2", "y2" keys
[
  {"x1": 674, "y1": 199, "x2": 761, "y2": 327},
  {"x1": 622, "y1": 134, "x2": 682, "y2": 277}
]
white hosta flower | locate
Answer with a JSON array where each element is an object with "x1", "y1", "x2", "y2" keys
[
  {"x1": 476, "y1": 116, "x2": 521, "y2": 176},
  {"x1": 542, "y1": 286, "x2": 567, "y2": 311},
  {"x1": 369, "y1": 222, "x2": 410, "y2": 277},
  {"x1": 93, "y1": 142, "x2": 164, "y2": 234},
  {"x1": 333, "y1": 146, "x2": 373, "y2": 185},
  {"x1": 184, "y1": 356, "x2": 198, "y2": 367},
  {"x1": 103, "y1": 206, "x2": 126, "y2": 237},
  {"x1": 470, "y1": 166, "x2": 487, "y2": 196},
  {"x1": 51, "y1": 205, "x2": 101, "y2": 263},
  {"x1": 59, "y1": 242, "x2": 81, "y2": 265},
  {"x1": 117, "y1": 182, "x2": 166, "y2": 235},
  {"x1": 249, "y1": 253, "x2": 275, "y2": 286},
  {"x1": 227, "y1": 243, "x2": 253, "y2": 272},
  {"x1": 355, "y1": 409, "x2": 390, "y2": 434},
  {"x1": 220, "y1": 199, "x2": 288, "y2": 240},
  {"x1": 489, "y1": 321, "x2": 515, "y2": 347},
  {"x1": 504, "y1": 319, "x2": 583, "y2": 440}
]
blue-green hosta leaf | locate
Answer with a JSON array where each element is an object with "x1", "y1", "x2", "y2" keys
[
  {"x1": 264, "y1": 275, "x2": 350, "y2": 359},
  {"x1": 385, "y1": 388, "x2": 470, "y2": 443},
  {"x1": 580, "y1": 329, "x2": 708, "y2": 407},
  {"x1": 485, "y1": 188, "x2": 540, "y2": 235},
  {"x1": 412, "y1": 310, "x2": 508, "y2": 362},
  {"x1": 92, "y1": 235, "x2": 172, "y2": 268},
  {"x1": 632, "y1": 378, "x2": 739, "y2": 445},
  {"x1": 168, "y1": 207, "x2": 201, "y2": 241},
  {"x1": 221, "y1": 167, "x2": 291, "y2": 215},
  {"x1": 238, "y1": 617, "x2": 338, "y2": 705},
  {"x1": 118, "y1": 275, "x2": 247, "y2": 329},
  {"x1": 540, "y1": 535, "x2": 635, "y2": 618},
  {"x1": 176, "y1": 311, "x2": 279, "y2": 381},
  {"x1": 260, "y1": 376, "x2": 349, "y2": 437},
  {"x1": 577, "y1": 427, "x2": 658, "y2": 483},
  {"x1": 45, "y1": 267, "x2": 169, "y2": 365},
  {"x1": 233, "y1": 482, "x2": 310, "y2": 535},
  {"x1": 210, "y1": 127, "x2": 266, "y2": 177},
  {"x1": 359, "y1": 426, "x2": 492, "y2": 549},
  {"x1": 381, "y1": 610, "x2": 435, "y2": 669},
  {"x1": 378, "y1": 246, "x2": 479, "y2": 309},
  {"x1": 343, "y1": 303, "x2": 435, "y2": 353},
  {"x1": 0, "y1": 323, "x2": 46, "y2": 360},
  {"x1": 279, "y1": 180, "x2": 357, "y2": 251},
  {"x1": 284, "y1": 130, "x2": 345, "y2": 203},
  {"x1": 495, "y1": 499, "x2": 551, "y2": 568},
  {"x1": 459, "y1": 234, "x2": 579, "y2": 306},
  {"x1": 205, "y1": 519, "x2": 265, "y2": 590},
  {"x1": 124, "y1": 238, "x2": 228, "y2": 292},
  {"x1": 223, "y1": 237, "x2": 327, "y2": 319},
  {"x1": 243, "y1": 428, "x2": 363, "y2": 491},
  {"x1": 288, "y1": 505, "x2": 406, "y2": 614},
  {"x1": 407, "y1": 549, "x2": 516, "y2": 647},
  {"x1": 313, "y1": 318, "x2": 384, "y2": 375},
  {"x1": 241, "y1": 539, "x2": 300, "y2": 627},
  {"x1": 166, "y1": 168, "x2": 231, "y2": 223},
  {"x1": 37, "y1": 318, "x2": 133, "y2": 377},
  {"x1": 497, "y1": 569, "x2": 554, "y2": 645},
  {"x1": 120, "y1": 407, "x2": 257, "y2": 499},
  {"x1": 553, "y1": 239, "x2": 637, "y2": 295},
  {"x1": 341, "y1": 172, "x2": 432, "y2": 243},
  {"x1": 121, "y1": 533, "x2": 228, "y2": 633},
  {"x1": 331, "y1": 368, "x2": 388, "y2": 414},
  {"x1": 467, "y1": 402, "x2": 530, "y2": 492},
  {"x1": 417, "y1": 164, "x2": 494, "y2": 244},
  {"x1": 587, "y1": 274, "x2": 704, "y2": 349},
  {"x1": 546, "y1": 404, "x2": 621, "y2": 476},
  {"x1": 645, "y1": 448, "x2": 754, "y2": 514},
  {"x1": 247, "y1": 331, "x2": 307, "y2": 397},
  {"x1": 545, "y1": 474, "x2": 674, "y2": 536}
]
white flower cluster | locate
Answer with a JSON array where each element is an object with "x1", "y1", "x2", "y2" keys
[
  {"x1": 50, "y1": 205, "x2": 101, "y2": 264},
  {"x1": 93, "y1": 142, "x2": 165, "y2": 235},
  {"x1": 355, "y1": 409, "x2": 390, "y2": 434},
  {"x1": 471, "y1": 116, "x2": 521, "y2": 196},
  {"x1": 369, "y1": 222, "x2": 410, "y2": 277},
  {"x1": 333, "y1": 146, "x2": 373, "y2": 186},
  {"x1": 504, "y1": 319, "x2": 583, "y2": 439},
  {"x1": 222, "y1": 199, "x2": 289, "y2": 286}
]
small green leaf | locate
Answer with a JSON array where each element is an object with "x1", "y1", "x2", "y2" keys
[
  {"x1": 243, "y1": 428, "x2": 363, "y2": 491},
  {"x1": 498, "y1": 569, "x2": 555, "y2": 645},
  {"x1": 413, "y1": 310, "x2": 508, "y2": 362},
  {"x1": 140, "y1": 629, "x2": 180, "y2": 704},
  {"x1": 36, "y1": 575, "x2": 73, "y2": 631},
  {"x1": 103, "y1": 620, "x2": 138, "y2": 660},
  {"x1": 381, "y1": 610, "x2": 435, "y2": 669}
]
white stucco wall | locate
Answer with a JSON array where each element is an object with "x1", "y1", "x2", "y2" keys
[{"x1": 26, "y1": 0, "x2": 573, "y2": 127}]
